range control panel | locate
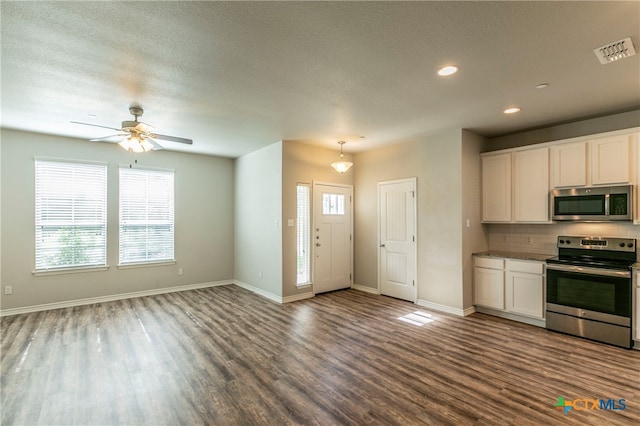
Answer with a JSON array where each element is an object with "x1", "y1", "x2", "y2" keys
[{"x1": 557, "y1": 236, "x2": 636, "y2": 252}]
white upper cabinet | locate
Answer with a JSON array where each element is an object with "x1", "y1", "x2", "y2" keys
[
  {"x1": 482, "y1": 128, "x2": 637, "y2": 223},
  {"x1": 551, "y1": 142, "x2": 587, "y2": 188},
  {"x1": 590, "y1": 134, "x2": 635, "y2": 185},
  {"x1": 551, "y1": 131, "x2": 637, "y2": 188},
  {"x1": 482, "y1": 148, "x2": 550, "y2": 223},
  {"x1": 482, "y1": 153, "x2": 511, "y2": 222},
  {"x1": 513, "y1": 147, "x2": 549, "y2": 222}
]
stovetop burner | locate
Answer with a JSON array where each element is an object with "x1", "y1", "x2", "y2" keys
[{"x1": 547, "y1": 235, "x2": 637, "y2": 271}]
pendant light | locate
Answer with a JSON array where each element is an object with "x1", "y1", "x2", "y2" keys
[{"x1": 330, "y1": 141, "x2": 353, "y2": 173}]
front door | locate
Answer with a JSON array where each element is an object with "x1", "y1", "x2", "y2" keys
[
  {"x1": 379, "y1": 178, "x2": 417, "y2": 302},
  {"x1": 313, "y1": 183, "x2": 353, "y2": 294}
]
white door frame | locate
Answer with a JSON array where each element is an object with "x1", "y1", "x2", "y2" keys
[
  {"x1": 312, "y1": 181, "x2": 354, "y2": 294},
  {"x1": 377, "y1": 177, "x2": 418, "y2": 301}
]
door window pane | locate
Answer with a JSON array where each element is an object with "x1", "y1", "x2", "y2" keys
[{"x1": 322, "y1": 193, "x2": 345, "y2": 215}]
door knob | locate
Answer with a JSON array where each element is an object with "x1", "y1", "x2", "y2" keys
[
  {"x1": 380, "y1": 243, "x2": 386, "y2": 247},
  {"x1": 316, "y1": 243, "x2": 322, "y2": 247}
]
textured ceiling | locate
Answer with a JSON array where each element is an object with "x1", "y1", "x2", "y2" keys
[{"x1": 1, "y1": 1, "x2": 639, "y2": 157}]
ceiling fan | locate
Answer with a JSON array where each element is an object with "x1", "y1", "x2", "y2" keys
[{"x1": 71, "y1": 106, "x2": 193, "y2": 153}]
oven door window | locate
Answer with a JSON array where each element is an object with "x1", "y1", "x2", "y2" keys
[{"x1": 547, "y1": 270, "x2": 631, "y2": 317}]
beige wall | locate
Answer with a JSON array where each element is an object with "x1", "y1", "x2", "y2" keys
[
  {"x1": 234, "y1": 141, "x2": 283, "y2": 296},
  {"x1": 486, "y1": 109, "x2": 639, "y2": 152},
  {"x1": 0, "y1": 129, "x2": 234, "y2": 310},
  {"x1": 281, "y1": 141, "x2": 353, "y2": 298},
  {"x1": 353, "y1": 129, "x2": 485, "y2": 312},
  {"x1": 461, "y1": 130, "x2": 489, "y2": 308}
]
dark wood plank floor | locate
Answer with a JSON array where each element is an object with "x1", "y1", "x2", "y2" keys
[{"x1": 2, "y1": 285, "x2": 639, "y2": 425}]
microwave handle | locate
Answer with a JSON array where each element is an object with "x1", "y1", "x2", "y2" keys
[{"x1": 605, "y1": 193, "x2": 610, "y2": 217}]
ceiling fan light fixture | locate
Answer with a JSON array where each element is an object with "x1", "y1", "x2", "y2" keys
[
  {"x1": 330, "y1": 141, "x2": 353, "y2": 173},
  {"x1": 118, "y1": 136, "x2": 137, "y2": 152},
  {"x1": 119, "y1": 134, "x2": 153, "y2": 153}
]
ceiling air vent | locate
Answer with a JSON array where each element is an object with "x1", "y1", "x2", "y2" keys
[{"x1": 593, "y1": 37, "x2": 636, "y2": 64}]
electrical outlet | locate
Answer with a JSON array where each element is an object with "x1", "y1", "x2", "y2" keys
[
  {"x1": 178, "y1": 268, "x2": 183, "y2": 276},
  {"x1": 527, "y1": 236, "x2": 533, "y2": 244},
  {"x1": 4, "y1": 286, "x2": 12, "y2": 295},
  {"x1": 259, "y1": 270, "x2": 263, "y2": 278}
]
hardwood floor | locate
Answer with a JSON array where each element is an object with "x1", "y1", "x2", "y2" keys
[{"x1": 2, "y1": 285, "x2": 639, "y2": 425}]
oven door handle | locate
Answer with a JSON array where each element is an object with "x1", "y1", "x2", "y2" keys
[{"x1": 546, "y1": 263, "x2": 630, "y2": 278}]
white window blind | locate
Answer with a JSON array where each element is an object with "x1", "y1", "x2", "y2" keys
[
  {"x1": 296, "y1": 184, "x2": 311, "y2": 285},
  {"x1": 119, "y1": 167, "x2": 174, "y2": 265},
  {"x1": 35, "y1": 160, "x2": 107, "y2": 270}
]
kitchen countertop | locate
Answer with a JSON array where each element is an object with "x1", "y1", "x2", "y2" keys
[{"x1": 474, "y1": 250, "x2": 552, "y2": 262}]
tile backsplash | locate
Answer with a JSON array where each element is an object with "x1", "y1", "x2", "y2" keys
[{"x1": 488, "y1": 222, "x2": 640, "y2": 260}]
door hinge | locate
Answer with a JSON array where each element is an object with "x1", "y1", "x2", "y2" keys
[
  {"x1": 411, "y1": 190, "x2": 415, "y2": 198},
  {"x1": 412, "y1": 236, "x2": 415, "y2": 242},
  {"x1": 413, "y1": 280, "x2": 415, "y2": 287},
  {"x1": 350, "y1": 273, "x2": 352, "y2": 280},
  {"x1": 350, "y1": 234, "x2": 352, "y2": 241}
]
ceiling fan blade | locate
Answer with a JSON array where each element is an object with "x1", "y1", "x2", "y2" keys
[
  {"x1": 144, "y1": 136, "x2": 163, "y2": 151},
  {"x1": 90, "y1": 133, "x2": 128, "y2": 142},
  {"x1": 151, "y1": 133, "x2": 193, "y2": 145},
  {"x1": 71, "y1": 121, "x2": 123, "y2": 132}
]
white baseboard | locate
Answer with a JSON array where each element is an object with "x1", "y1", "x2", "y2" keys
[
  {"x1": 282, "y1": 292, "x2": 314, "y2": 303},
  {"x1": 415, "y1": 299, "x2": 470, "y2": 317},
  {"x1": 352, "y1": 284, "x2": 379, "y2": 295},
  {"x1": 233, "y1": 280, "x2": 313, "y2": 304},
  {"x1": 0, "y1": 280, "x2": 233, "y2": 317},
  {"x1": 233, "y1": 280, "x2": 282, "y2": 303}
]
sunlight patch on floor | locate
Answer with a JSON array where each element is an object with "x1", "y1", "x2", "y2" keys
[{"x1": 397, "y1": 310, "x2": 434, "y2": 326}]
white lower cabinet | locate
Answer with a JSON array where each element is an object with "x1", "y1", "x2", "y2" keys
[
  {"x1": 474, "y1": 263, "x2": 505, "y2": 310},
  {"x1": 474, "y1": 256, "x2": 546, "y2": 325},
  {"x1": 505, "y1": 260, "x2": 545, "y2": 320}
]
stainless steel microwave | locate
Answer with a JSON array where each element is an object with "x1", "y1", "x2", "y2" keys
[{"x1": 551, "y1": 185, "x2": 633, "y2": 221}]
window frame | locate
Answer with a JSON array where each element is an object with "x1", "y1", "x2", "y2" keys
[
  {"x1": 33, "y1": 158, "x2": 108, "y2": 274},
  {"x1": 118, "y1": 165, "x2": 175, "y2": 267},
  {"x1": 296, "y1": 183, "x2": 311, "y2": 287}
]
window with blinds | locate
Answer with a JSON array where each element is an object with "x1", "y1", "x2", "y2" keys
[
  {"x1": 35, "y1": 159, "x2": 107, "y2": 270},
  {"x1": 296, "y1": 183, "x2": 311, "y2": 285},
  {"x1": 119, "y1": 167, "x2": 175, "y2": 265}
]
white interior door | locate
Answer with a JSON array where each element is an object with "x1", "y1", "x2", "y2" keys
[
  {"x1": 313, "y1": 183, "x2": 353, "y2": 294},
  {"x1": 379, "y1": 178, "x2": 417, "y2": 302}
]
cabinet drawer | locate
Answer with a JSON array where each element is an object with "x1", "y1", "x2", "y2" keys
[
  {"x1": 475, "y1": 257, "x2": 504, "y2": 269},
  {"x1": 506, "y1": 259, "x2": 544, "y2": 274}
]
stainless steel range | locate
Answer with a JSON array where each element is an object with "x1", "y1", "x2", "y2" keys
[{"x1": 546, "y1": 236, "x2": 636, "y2": 349}]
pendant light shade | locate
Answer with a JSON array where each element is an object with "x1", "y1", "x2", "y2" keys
[{"x1": 330, "y1": 141, "x2": 353, "y2": 173}]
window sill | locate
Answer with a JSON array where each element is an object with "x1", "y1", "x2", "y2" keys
[
  {"x1": 117, "y1": 260, "x2": 177, "y2": 270},
  {"x1": 296, "y1": 283, "x2": 312, "y2": 289},
  {"x1": 33, "y1": 265, "x2": 110, "y2": 276}
]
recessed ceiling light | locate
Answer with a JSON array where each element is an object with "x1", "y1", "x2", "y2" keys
[
  {"x1": 536, "y1": 83, "x2": 549, "y2": 89},
  {"x1": 437, "y1": 65, "x2": 458, "y2": 76},
  {"x1": 503, "y1": 107, "x2": 521, "y2": 114},
  {"x1": 87, "y1": 113, "x2": 97, "y2": 118}
]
